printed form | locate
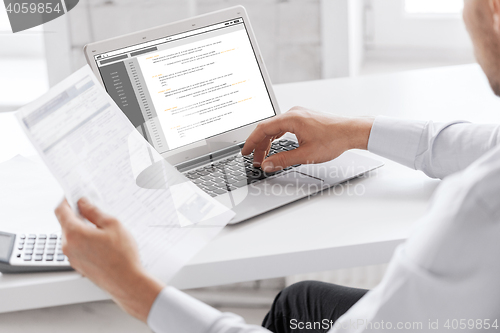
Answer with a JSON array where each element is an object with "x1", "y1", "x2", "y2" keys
[{"x1": 16, "y1": 66, "x2": 234, "y2": 281}]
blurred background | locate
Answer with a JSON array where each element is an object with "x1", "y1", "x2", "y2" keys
[
  {"x1": 0, "y1": 0, "x2": 477, "y2": 331},
  {"x1": 0, "y1": 0, "x2": 474, "y2": 109}
]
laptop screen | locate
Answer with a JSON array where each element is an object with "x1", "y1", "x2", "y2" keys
[{"x1": 93, "y1": 18, "x2": 276, "y2": 154}]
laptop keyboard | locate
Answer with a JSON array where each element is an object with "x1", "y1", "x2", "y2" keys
[{"x1": 183, "y1": 139, "x2": 300, "y2": 197}]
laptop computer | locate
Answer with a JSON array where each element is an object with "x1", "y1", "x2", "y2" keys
[{"x1": 84, "y1": 6, "x2": 383, "y2": 224}]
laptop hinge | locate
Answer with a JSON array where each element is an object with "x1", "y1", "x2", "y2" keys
[{"x1": 175, "y1": 142, "x2": 246, "y2": 172}]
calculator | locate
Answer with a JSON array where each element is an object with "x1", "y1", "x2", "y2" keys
[{"x1": 0, "y1": 231, "x2": 73, "y2": 273}]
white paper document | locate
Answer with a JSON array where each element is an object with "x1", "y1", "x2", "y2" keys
[{"x1": 15, "y1": 65, "x2": 235, "y2": 281}]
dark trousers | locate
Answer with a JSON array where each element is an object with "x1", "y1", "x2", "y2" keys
[{"x1": 262, "y1": 281, "x2": 368, "y2": 333}]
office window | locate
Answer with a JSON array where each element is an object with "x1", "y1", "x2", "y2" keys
[
  {"x1": 0, "y1": 7, "x2": 10, "y2": 31},
  {"x1": 0, "y1": 8, "x2": 44, "y2": 57},
  {"x1": 0, "y1": 7, "x2": 48, "y2": 110},
  {"x1": 405, "y1": 0, "x2": 463, "y2": 14},
  {"x1": 0, "y1": 7, "x2": 43, "y2": 31}
]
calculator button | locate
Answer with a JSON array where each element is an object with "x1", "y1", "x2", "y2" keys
[
  {"x1": 38, "y1": 234, "x2": 47, "y2": 239},
  {"x1": 26, "y1": 239, "x2": 35, "y2": 245},
  {"x1": 23, "y1": 255, "x2": 32, "y2": 261},
  {"x1": 24, "y1": 249, "x2": 34, "y2": 255},
  {"x1": 25, "y1": 244, "x2": 34, "y2": 250},
  {"x1": 19, "y1": 234, "x2": 26, "y2": 240},
  {"x1": 16, "y1": 254, "x2": 21, "y2": 258},
  {"x1": 34, "y1": 254, "x2": 43, "y2": 261},
  {"x1": 46, "y1": 255, "x2": 54, "y2": 261},
  {"x1": 35, "y1": 250, "x2": 44, "y2": 255},
  {"x1": 28, "y1": 234, "x2": 36, "y2": 239},
  {"x1": 57, "y1": 255, "x2": 65, "y2": 261},
  {"x1": 48, "y1": 239, "x2": 57, "y2": 245},
  {"x1": 49, "y1": 234, "x2": 58, "y2": 239},
  {"x1": 46, "y1": 249, "x2": 55, "y2": 255},
  {"x1": 17, "y1": 246, "x2": 23, "y2": 250}
]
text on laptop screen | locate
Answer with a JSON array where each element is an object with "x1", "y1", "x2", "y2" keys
[{"x1": 93, "y1": 18, "x2": 276, "y2": 153}]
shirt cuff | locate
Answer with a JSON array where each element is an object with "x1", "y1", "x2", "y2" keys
[
  {"x1": 148, "y1": 286, "x2": 222, "y2": 333},
  {"x1": 367, "y1": 116, "x2": 427, "y2": 169}
]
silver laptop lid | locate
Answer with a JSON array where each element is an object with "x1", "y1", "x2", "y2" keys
[{"x1": 84, "y1": 6, "x2": 280, "y2": 166}]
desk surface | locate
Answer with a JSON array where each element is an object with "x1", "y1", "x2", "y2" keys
[{"x1": 2, "y1": 64, "x2": 500, "y2": 313}]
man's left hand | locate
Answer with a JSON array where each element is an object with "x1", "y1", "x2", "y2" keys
[{"x1": 55, "y1": 198, "x2": 164, "y2": 322}]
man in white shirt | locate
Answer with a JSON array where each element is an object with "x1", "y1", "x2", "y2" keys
[{"x1": 54, "y1": 0, "x2": 500, "y2": 332}]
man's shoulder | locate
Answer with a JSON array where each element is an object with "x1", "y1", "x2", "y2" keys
[{"x1": 459, "y1": 145, "x2": 500, "y2": 219}]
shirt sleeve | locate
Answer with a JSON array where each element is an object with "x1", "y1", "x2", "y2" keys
[
  {"x1": 148, "y1": 286, "x2": 272, "y2": 333},
  {"x1": 367, "y1": 116, "x2": 500, "y2": 179}
]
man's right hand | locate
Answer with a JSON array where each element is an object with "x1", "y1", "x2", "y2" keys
[{"x1": 241, "y1": 106, "x2": 374, "y2": 172}]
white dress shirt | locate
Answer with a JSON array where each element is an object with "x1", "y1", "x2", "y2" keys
[{"x1": 148, "y1": 116, "x2": 500, "y2": 333}]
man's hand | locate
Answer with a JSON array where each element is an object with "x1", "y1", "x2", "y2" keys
[
  {"x1": 241, "y1": 106, "x2": 374, "y2": 172},
  {"x1": 55, "y1": 198, "x2": 164, "y2": 322}
]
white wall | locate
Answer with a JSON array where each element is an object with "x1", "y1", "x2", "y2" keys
[
  {"x1": 370, "y1": 0, "x2": 471, "y2": 49},
  {"x1": 46, "y1": 0, "x2": 323, "y2": 85},
  {"x1": 366, "y1": 0, "x2": 474, "y2": 62}
]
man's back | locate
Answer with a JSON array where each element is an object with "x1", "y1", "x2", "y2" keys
[{"x1": 333, "y1": 120, "x2": 500, "y2": 332}]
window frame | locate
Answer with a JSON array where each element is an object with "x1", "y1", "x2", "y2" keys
[
  {"x1": 0, "y1": 7, "x2": 45, "y2": 58},
  {"x1": 403, "y1": 0, "x2": 463, "y2": 20}
]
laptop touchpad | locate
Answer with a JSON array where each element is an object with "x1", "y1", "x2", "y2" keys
[
  {"x1": 218, "y1": 171, "x2": 324, "y2": 224},
  {"x1": 256, "y1": 171, "x2": 324, "y2": 196}
]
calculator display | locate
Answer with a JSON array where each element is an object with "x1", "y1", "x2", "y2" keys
[{"x1": 0, "y1": 234, "x2": 13, "y2": 262}]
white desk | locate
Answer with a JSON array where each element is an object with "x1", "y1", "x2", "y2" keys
[{"x1": 2, "y1": 64, "x2": 500, "y2": 313}]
